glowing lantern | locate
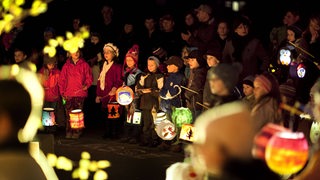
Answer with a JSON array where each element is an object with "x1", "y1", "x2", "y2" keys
[
  {"x1": 252, "y1": 123, "x2": 291, "y2": 160},
  {"x1": 155, "y1": 120, "x2": 176, "y2": 140},
  {"x1": 116, "y1": 86, "x2": 134, "y2": 105},
  {"x1": 278, "y1": 47, "x2": 294, "y2": 66},
  {"x1": 107, "y1": 102, "x2": 120, "y2": 119},
  {"x1": 69, "y1": 109, "x2": 85, "y2": 129},
  {"x1": 179, "y1": 124, "x2": 195, "y2": 142},
  {"x1": 310, "y1": 121, "x2": 320, "y2": 144},
  {"x1": 297, "y1": 63, "x2": 306, "y2": 78},
  {"x1": 265, "y1": 131, "x2": 309, "y2": 175},
  {"x1": 42, "y1": 107, "x2": 56, "y2": 126},
  {"x1": 171, "y1": 107, "x2": 193, "y2": 127},
  {"x1": 154, "y1": 111, "x2": 167, "y2": 125},
  {"x1": 126, "y1": 109, "x2": 142, "y2": 125}
]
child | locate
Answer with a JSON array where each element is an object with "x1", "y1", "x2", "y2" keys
[
  {"x1": 38, "y1": 55, "x2": 61, "y2": 132},
  {"x1": 136, "y1": 56, "x2": 164, "y2": 147},
  {"x1": 96, "y1": 43, "x2": 123, "y2": 139},
  {"x1": 58, "y1": 49, "x2": 93, "y2": 139},
  {"x1": 158, "y1": 55, "x2": 187, "y2": 150},
  {"x1": 121, "y1": 44, "x2": 143, "y2": 144},
  {"x1": 242, "y1": 75, "x2": 255, "y2": 109}
]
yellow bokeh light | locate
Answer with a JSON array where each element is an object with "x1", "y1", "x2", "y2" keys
[{"x1": 94, "y1": 170, "x2": 108, "y2": 180}]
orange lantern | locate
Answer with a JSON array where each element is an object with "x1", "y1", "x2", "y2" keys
[
  {"x1": 69, "y1": 109, "x2": 85, "y2": 129},
  {"x1": 252, "y1": 123, "x2": 291, "y2": 160},
  {"x1": 42, "y1": 107, "x2": 56, "y2": 126},
  {"x1": 265, "y1": 131, "x2": 309, "y2": 175},
  {"x1": 107, "y1": 102, "x2": 121, "y2": 119}
]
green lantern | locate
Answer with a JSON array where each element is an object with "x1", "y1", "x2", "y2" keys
[{"x1": 171, "y1": 107, "x2": 193, "y2": 128}]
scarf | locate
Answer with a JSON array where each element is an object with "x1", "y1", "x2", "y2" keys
[{"x1": 99, "y1": 61, "x2": 113, "y2": 90}]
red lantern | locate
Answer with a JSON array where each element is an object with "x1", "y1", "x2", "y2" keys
[
  {"x1": 265, "y1": 131, "x2": 309, "y2": 175},
  {"x1": 107, "y1": 102, "x2": 121, "y2": 119},
  {"x1": 69, "y1": 109, "x2": 85, "y2": 129},
  {"x1": 252, "y1": 123, "x2": 291, "y2": 160}
]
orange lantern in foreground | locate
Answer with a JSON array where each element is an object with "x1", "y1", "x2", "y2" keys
[
  {"x1": 69, "y1": 109, "x2": 85, "y2": 129},
  {"x1": 265, "y1": 131, "x2": 309, "y2": 175},
  {"x1": 252, "y1": 123, "x2": 291, "y2": 160}
]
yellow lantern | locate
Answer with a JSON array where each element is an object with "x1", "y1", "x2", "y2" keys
[
  {"x1": 265, "y1": 131, "x2": 309, "y2": 175},
  {"x1": 69, "y1": 109, "x2": 85, "y2": 129}
]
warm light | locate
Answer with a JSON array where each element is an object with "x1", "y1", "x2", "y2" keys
[
  {"x1": 265, "y1": 131, "x2": 309, "y2": 175},
  {"x1": 127, "y1": 109, "x2": 141, "y2": 125},
  {"x1": 310, "y1": 121, "x2": 320, "y2": 144},
  {"x1": 155, "y1": 120, "x2": 176, "y2": 140},
  {"x1": 179, "y1": 124, "x2": 195, "y2": 142},
  {"x1": 42, "y1": 107, "x2": 56, "y2": 126},
  {"x1": 252, "y1": 123, "x2": 291, "y2": 160},
  {"x1": 69, "y1": 109, "x2": 84, "y2": 129},
  {"x1": 297, "y1": 63, "x2": 306, "y2": 78},
  {"x1": 107, "y1": 102, "x2": 120, "y2": 119},
  {"x1": 116, "y1": 86, "x2": 134, "y2": 105}
]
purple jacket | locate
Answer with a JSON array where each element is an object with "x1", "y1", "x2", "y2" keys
[{"x1": 59, "y1": 58, "x2": 93, "y2": 98}]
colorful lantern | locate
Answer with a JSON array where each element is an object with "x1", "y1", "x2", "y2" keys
[
  {"x1": 265, "y1": 131, "x2": 309, "y2": 175},
  {"x1": 69, "y1": 109, "x2": 85, "y2": 129},
  {"x1": 155, "y1": 120, "x2": 176, "y2": 140},
  {"x1": 278, "y1": 46, "x2": 294, "y2": 66},
  {"x1": 116, "y1": 86, "x2": 134, "y2": 105},
  {"x1": 107, "y1": 102, "x2": 120, "y2": 119},
  {"x1": 252, "y1": 123, "x2": 291, "y2": 160},
  {"x1": 310, "y1": 121, "x2": 320, "y2": 144},
  {"x1": 179, "y1": 124, "x2": 195, "y2": 142},
  {"x1": 297, "y1": 63, "x2": 306, "y2": 78},
  {"x1": 42, "y1": 107, "x2": 56, "y2": 126},
  {"x1": 171, "y1": 107, "x2": 193, "y2": 127}
]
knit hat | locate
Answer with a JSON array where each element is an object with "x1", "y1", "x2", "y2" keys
[
  {"x1": 207, "y1": 62, "x2": 243, "y2": 92},
  {"x1": 148, "y1": 56, "x2": 160, "y2": 67},
  {"x1": 254, "y1": 74, "x2": 272, "y2": 93},
  {"x1": 103, "y1": 43, "x2": 119, "y2": 57},
  {"x1": 287, "y1": 24, "x2": 303, "y2": 39},
  {"x1": 279, "y1": 79, "x2": 296, "y2": 98},
  {"x1": 186, "y1": 49, "x2": 207, "y2": 67},
  {"x1": 164, "y1": 56, "x2": 184, "y2": 69},
  {"x1": 125, "y1": 44, "x2": 139, "y2": 64},
  {"x1": 203, "y1": 47, "x2": 222, "y2": 61},
  {"x1": 242, "y1": 75, "x2": 255, "y2": 88},
  {"x1": 195, "y1": 4, "x2": 213, "y2": 16},
  {"x1": 43, "y1": 55, "x2": 57, "y2": 65}
]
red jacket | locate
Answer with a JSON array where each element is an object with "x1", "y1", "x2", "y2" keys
[
  {"x1": 59, "y1": 58, "x2": 93, "y2": 98},
  {"x1": 39, "y1": 67, "x2": 60, "y2": 102}
]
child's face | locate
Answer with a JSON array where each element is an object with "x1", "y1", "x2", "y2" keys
[
  {"x1": 14, "y1": 50, "x2": 27, "y2": 63},
  {"x1": 166, "y1": 64, "x2": 178, "y2": 73},
  {"x1": 217, "y1": 22, "x2": 229, "y2": 37},
  {"x1": 103, "y1": 50, "x2": 115, "y2": 62},
  {"x1": 287, "y1": 29, "x2": 296, "y2": 42},
  {"x1": 253, "y1": 81, "x2": 268, "y2": 100},
  {"x1": 243, "y1": 84, "x2": 254, "y2": 96},
  {"x1": 125, "y1": 57, "x2": 135, "y2": 68},
  {"x1": 147, "y1": 59, "x2": 157, "y2": 72},
  {"x1": 206, "y1": 55, "x2": 219, "y2": 67},
  {"x1": 70, "y1": 50, "x2": 80, "y2": 61},
  {"x1": 209, "y1": 76, "x2": 227, "y2": 96},
  {"x1": 90, "y1": 36, "x2": 100, "y2": 45},
  {"x1": 47, "y1": 63, "x2": 55, "y2": 70},
  {"x1": 188, "y1": 58, "x2": 199, "y2": 69},
  {"x1": 234, "y1": 23, "x2": 249, "y2": 37}
]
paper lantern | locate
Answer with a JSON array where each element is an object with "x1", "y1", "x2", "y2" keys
[
  {"x1": 265, "y1": 131, "x2": 309, "y2": 175},
  {"x1": 252, "y1": 123, "x2": 291, "y2": 160},
  {"x1": 116, "y1": 86, "x2": 134, "y2": 105},
  {"x1": 297, "y1": 63, "x2": 306, "y2": 78},
  {"x1": 155, "y1": 120, "x2": 176, "y2": 140},
  {"x1": 107, "y1": 102, "x2": 120, "y2": 119},
  {"x1": 310, "y1": 121, "x2": 320, "y2": 144},
  {"x1": 42, "y1": 107, "x2": 56, "y2": 126},
  {"x1": 179, "y1": 124, "x2": 195, "y2": 142},
  {"x1": 69, "y1": 109, "x2": 85, "y2": 129},
  {"x1": 126, "y1": 109, "x2": 142, "y2": 125},
  {"x1": 278, "y1": 47, "x2": 294, "y2": 66},
  {"x1": 154, "y1": 111, "x2": 167, "y2": 125},
  {"x1": 171, "y1": 107, "x2": 193, "y2": 127}
]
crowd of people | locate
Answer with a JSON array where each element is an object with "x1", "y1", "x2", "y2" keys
[{"x1": 1, "y1": 1, "x2": 320, "y2": 179}]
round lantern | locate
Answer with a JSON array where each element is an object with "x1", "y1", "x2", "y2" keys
[
  {"x1": 310, "y1": 121, "x2": 320, "y2": 144},
  {"x1": 42, "y1": 107, "x2": 56, "y2": 126},
  {"x1": 297, "y1": 63, "x2": 306, "y2": 78},
  {"x1": 154, "y1": 111, "x2": 167, "y2": 125},
  {"x1": 278, "y1": 46, "x2": 294, "y2": 66},
  {"x1": 265, "y1": 131, "x2": 309, "y2": 175},
  {"x1": 171, "y1": 107, "x2": 193, "y2": 127},
  {"x1": 252, "y1": 123, "x2": 291, "y2": 160},
  {"x1": 69, "y1": 109, "x2": 85, "y2": 129},
  {"x1": 116, "y1": 86, "x2": 134, "y2": 105},
  {"x1": 155, "y1": 120, "x2": 176, "y2": 140}
]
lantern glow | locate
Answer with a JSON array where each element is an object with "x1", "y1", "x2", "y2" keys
[
  {"x1": 69, "y1": 109, "x2": 84, "y2": 129},
  {"x1": 171, "y1": 107, "x2": 193, "y2": 127},
  {"x1": 297, "y1": 63, "x2": 306, "y2": 78},
  {"x1": 42, "y1": 107, "x2": 56, "y2": 126},
  {"x1": 179, "y1": 124, "x2": 195, "y2": 142},
  {"x1": 265, "y1": 131, "x2": 309, "y2": 175}
]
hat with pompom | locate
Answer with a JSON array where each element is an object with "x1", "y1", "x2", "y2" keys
[
  {"x1": 207, "y1": 62, "x2": 243, "y2": 92},
  {"x1": 125, "y1": 44, "x2": 139, "y2": 64}
]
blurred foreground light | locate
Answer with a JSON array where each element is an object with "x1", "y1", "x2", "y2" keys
[{"x1": 94, "y1": 170, "x2": 108, "y2": 180}]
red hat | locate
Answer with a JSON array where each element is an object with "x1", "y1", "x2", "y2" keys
[{"x1": 125, "y1": 44, "x2": 139, "y2": 64}]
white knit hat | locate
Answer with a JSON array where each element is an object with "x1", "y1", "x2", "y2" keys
[{"x1": 103, "y1": 43, "x2": 119, "y2": 57}]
